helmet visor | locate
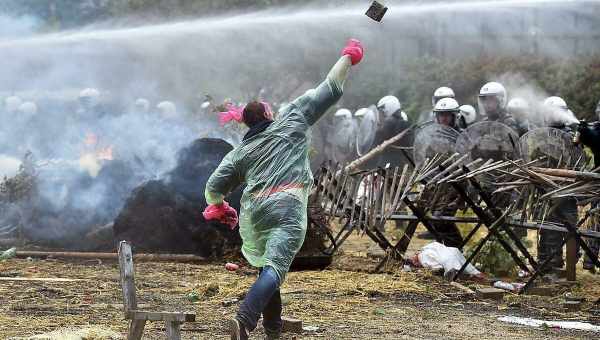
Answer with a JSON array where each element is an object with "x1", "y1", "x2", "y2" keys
[
  {"x1": 435, "y1": 110, "x2": 457, "y2": 127},
  {"x1": 478, "y1": 96, "x2": 501, "y2": 117}
]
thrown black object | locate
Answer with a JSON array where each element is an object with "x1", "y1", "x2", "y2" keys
[{"x1": 365, "y1": 1, "x2": 388, "y2": 22}]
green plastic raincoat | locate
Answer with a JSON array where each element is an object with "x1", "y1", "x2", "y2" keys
[{"x1": 205, "y1": 57, "x2": 351, "y2": 282}]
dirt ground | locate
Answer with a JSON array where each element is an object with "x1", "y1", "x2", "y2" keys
[{"x1": 1, "y1": 227, "x2": 600, "y2": 339}]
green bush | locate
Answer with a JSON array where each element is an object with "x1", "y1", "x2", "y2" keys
[{"x1": 466, "y1": 231, "x2": 533, "y2": 277}]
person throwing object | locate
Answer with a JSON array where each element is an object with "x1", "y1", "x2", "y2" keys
[{"x1": 203, "y1": 39, "x2": 363, "y2": 340}]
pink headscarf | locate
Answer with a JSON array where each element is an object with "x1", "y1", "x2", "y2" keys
[
  {"x1": 219, "y1": 103, "x2": 244, "y2": 126},
  {"x1": 218, "y1": 102, "x2": 273, "y2": 126}
]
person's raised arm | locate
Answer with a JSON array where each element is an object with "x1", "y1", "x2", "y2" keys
[{"x1": 292, "y1": 39, "x2": 363, "y2": 126}]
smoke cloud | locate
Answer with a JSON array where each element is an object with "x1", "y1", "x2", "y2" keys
[
  {"x1": 0, "y1": 0, "x2": 598, "y2": 244},
  {"x1": 498, "y1": 72, "x2": 580, "y2": 127}
]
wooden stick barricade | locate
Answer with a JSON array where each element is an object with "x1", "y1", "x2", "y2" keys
[{"x1": 313, "y1": 154, "x2": 600, "y2": 288}]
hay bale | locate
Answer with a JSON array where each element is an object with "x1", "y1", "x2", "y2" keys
[
  {"x1": 113, "y1": 138, "x2": 242, "y2": 257},
  {"x1": 113, "y1": 137, "x2": 333, "y2": 262}
]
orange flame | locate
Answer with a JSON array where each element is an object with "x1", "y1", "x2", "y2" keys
[{"x1": 81, "y1": 132, "x2": 114, "y2": 161}]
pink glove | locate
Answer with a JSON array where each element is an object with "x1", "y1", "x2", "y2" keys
[
  {"x1": 341, "y1": 39, "x2": 363, "y2": 66},
  {"x1": 203, "y1": 201, "x2": 239, "y2": 229},
  {"x1": 222, "y1": 207, "x2": 239, "y2": 229}
]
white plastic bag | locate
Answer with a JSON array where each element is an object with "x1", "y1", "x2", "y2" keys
[{"x1": 417, "y1": 242, "x2": 481, "y2": 276}]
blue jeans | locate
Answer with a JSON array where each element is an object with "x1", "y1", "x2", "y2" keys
[{"x1": 236, "y1": 266, "x2": 282, "y2": 335}]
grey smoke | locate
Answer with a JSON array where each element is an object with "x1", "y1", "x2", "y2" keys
[
  {"x1": 0, "y1": 0, "x2": 598, "y2": 242},
  {"x1": 496, "y1": 72, "x2": 550, "y2": 127},
  {"x1": 497, "y1": 72, "x2": 580, "y2": 127}
]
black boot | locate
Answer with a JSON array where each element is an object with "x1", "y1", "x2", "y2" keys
[{"x1": 229, "y1": 318, "x2": 249, "y2": 340}]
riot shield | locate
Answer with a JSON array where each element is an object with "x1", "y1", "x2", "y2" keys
[
  {"x1": 520, "y1": 127, "x2": 586, "y2": 168},
  {"x1": 332, "y1": 118, "x2": 358, "y2": 163},
  {"x1": 413, "y1": 122, "x2": 459, "y2": 166},
  {"x1": 355, "y1": 108, "x2": 379, "y2": 157},
  {"x1": 455, "y1": 121, "x2": 520, "y2": 162}
]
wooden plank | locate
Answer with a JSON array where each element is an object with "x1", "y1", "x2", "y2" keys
[
  {"x1": 388, "y1": 214, "x2": 480, "y2": 223},
  {"x1": 345, "y1": 126, "x2": 414, "y2": 172},
  {"x1": 130, "y1": 310, "x2": 196, "y2": 322},
  {"x1": 165, "y1": 321, "x2": 183, "y2": 340},
  {"x1": 566, "y1": 236, "x2": 577, "y2": 281},
  {"x1": 118, "y1": 241, "x2": 137, "y2": 317},
  {"x1": 530, "y1": 167, "x2": 600, "y2": 181},
  {"x1": 475, "y1": 288, "x2": 505, "y2": 301},
  {"x1": 127, "y1": 319, "x2": 146, "y2": 340},
  {"x1": 0, "y1": 277, "x2": 84, "y2": 282},
  {"x1": 15, "y1": 250, "x2": 206, "y2": 263},
  {"x1": 385, "y1": 215, "x2": 600, "y2": 240}
]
